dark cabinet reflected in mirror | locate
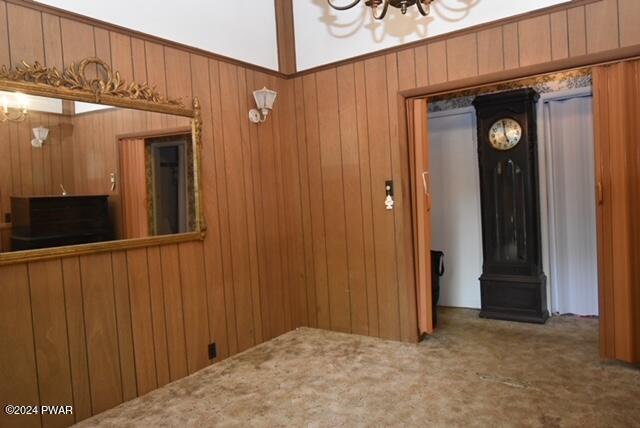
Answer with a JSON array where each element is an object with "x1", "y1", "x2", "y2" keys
[{"x1": 0, "y1": 91, "x2": 198, "y2": 254}]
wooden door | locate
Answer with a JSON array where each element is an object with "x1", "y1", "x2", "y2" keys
[
  {"x1": 409, "y1": 98, "x2": 434, "y2": 336},
  {"x1": 592, "y1": 61, "x2": 640, "y2": 364},
  {"x1": 119, "y1": 138, "x2": 149, "y2": 239}
]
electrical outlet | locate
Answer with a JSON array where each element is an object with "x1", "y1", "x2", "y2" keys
[
  {"x1": 4, "y1": 213, "x2": 10, "y2": 223},
  {"x1": 208, "y1": 342, "x2": 217, "y2": 360}
]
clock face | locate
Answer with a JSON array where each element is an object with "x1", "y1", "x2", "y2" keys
[{"x1": 488, "y1": 118, "x2": 522, "y2": 151}]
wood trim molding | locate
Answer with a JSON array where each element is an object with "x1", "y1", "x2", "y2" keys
[
  {"x1": 402, "y1": 46, "x2": 640, "y2": 99},
  {"x1": 275, "y1": 0, "x2": 297, "y2": 74},
  {"x1": 0, "y1": 232, "x2": 204, "y2": 266}
]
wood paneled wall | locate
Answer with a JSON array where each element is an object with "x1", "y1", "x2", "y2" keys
[
  {"x1": 288, "y1": 0, "x2": 640, "y2": 343},
  {"x1": 592, "y1": 60, "x2": 640, "y2": 364},
  {"x1": 0, "y1": 112, "x2": 75, "y2": 236},
  {"x1": 0, "y1": 1, "x2": 302, "y2": 427}
]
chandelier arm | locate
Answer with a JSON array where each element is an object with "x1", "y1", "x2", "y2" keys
[
  {"x1": 327, "y1": 0, "x2": 363, "y2": 11},
  {"x1": 372, "y1": 0, "x2": 390, "y2": 20},
  {"x1": 415, "y1": 0, "x2": 432, "y2": 16}
]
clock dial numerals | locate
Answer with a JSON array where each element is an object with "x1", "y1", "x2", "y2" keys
[{"x1": 488, "y1": 118, "x2": 522, "y2": 151}]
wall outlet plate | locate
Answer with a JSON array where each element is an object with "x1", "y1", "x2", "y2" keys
[{"x1": 208, "y1": 342, "x2": 217, "y2": 360}]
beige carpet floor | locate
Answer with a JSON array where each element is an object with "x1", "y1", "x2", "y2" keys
[{"x1": 77, "y1": 308, "x2": 640, "y2": 427}]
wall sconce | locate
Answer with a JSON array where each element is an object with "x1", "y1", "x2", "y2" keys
[
  {"x1": 31, "y1": 126, "x2": 49, "y2": 148},
  {"x1": 249, "y1": 87, "x2": 277, "y2": 123},
  {"x1": 1, "y1": 92, "x2": 28, "y2": 123}
]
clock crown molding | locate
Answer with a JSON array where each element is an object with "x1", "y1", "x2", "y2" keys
[{"x1": 472, "y1": 88, "x2": 540, "y2": 110}]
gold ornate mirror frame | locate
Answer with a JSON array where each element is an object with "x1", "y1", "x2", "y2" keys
[{"x1": 0, "y1": 57, "x2": 206, "y2": 266}]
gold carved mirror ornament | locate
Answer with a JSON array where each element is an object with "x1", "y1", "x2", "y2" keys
[{"x1": 0, "y1": 57, "x2": 206, "y2": 266}]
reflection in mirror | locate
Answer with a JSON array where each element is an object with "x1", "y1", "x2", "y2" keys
[{"x1": 0, "y1": 91, "x2": 197, "y2": 254}]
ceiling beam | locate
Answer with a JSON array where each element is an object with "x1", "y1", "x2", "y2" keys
[{"x1": 274, "y1": 0, "x2": 297, "y2": 74}]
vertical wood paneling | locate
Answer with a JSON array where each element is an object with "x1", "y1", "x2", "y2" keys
[
  {"x1": 130, "y1": 38, "x2": 147, "y2": 83},
  {"x1": 108, "y1": 252, "x2": 137, "y2": 401},
  {"x1": 209, "y1": 58, "x2": 239, "y2": 355},
  {"x1": 518, "y1": 15, "x2": 552, "y2": 67},
  {"x1": 337, "y1": 63, "x2": 369, "y2": 335},
  {"x1": 385, "y1": 53, "x2": 408, "y2": 340},
  {"x1": 477, "y1": 27, "x2": 504, "y2": 75},
  {"x1": 28, "y1": 260, "x2": 74, "y2": 428},
  {"x1": 178, "y1": 241, "x2": 210, "y2": 373},
  {"x1": 302, "y1": 73, "x2": 331, "y2": 330},
  {"x1": 568, "y1": 6, "x2": 587, "y2": 57},
  {"x1": 0, "y1": 264, "x2": 40, "y2": 428},
  {"x1": 619, "y1": 0, "x2": 640, "y2": 47},
  {"x1": 126, "y1": 248, "x2": 157, "y2": 395},
  {"x1": 316, "y1": 68, "x2": 351, "y2": 333},
  {"x1": 364, "y1": 56, "x2": 400, "y2": 340},
  {"x1": 147, "y1": 247, "x2": 170, "y2": 387},
  {"x1": 254, "y1": 70, "x2": 287, "y2": 338},
  {"x1": 446, "y1": 34, "x2": 478, "y2": 81},
  {"x1": 61, "y1": 257, "x2": 92, "y2": 421},
  {"x1": 93, "y1": 27, "x2": 111, "y2": 68},
  {"x1": 270, "y1": 71, "x2": 294, "y2": 334},
  {"x1": 586, "y1": 0, "x2": 619, "y2": 54},
  {"x1": 413, "y1": 45, "x2": 429, "y2": 88},
  {"x1": 550, "y1": 11, "x2": 569, "y2": 60},
  {"x1": 110, "y1": 32, "x2": 133, "y2": 82},
  {"x1": 60, "y1": 18, "x2": 95, "y2": 68},
  {"x1": 503, "y1": 23, "x2": 520, "y2": 70},
  {"x1": 191, "y1": 56, "x2": 230, "y2": 362},
  {"x1": 218, "y1": 62, "x2": 255, "y2": 350},
  {"x1": 42, "y1": 13, "x2": 63, "y2": 69},
  {"x1": 159, "y1": 244, "x2": 188, "y2": 379},
  {"x1": 79, "y1": 253, "x2": 122, "y2": 414},
  {"x1": 273, "y1": 73, "x2": 307, "y2": 329},
  {"x1": 427, "y1": 41, "x2": 447, "y2": 85},
  {"x1": 353, "y1": 61, "x2": 379, "y2": 337},
  {"x1": 236, "y1": 67, "x2": 264, "y2": 335},
  {"x1": 164, "y1": 47, "x2": 192, "y2": 101},
  {"x1": 246, "y1": 69, "x2": 271, "y2": 340},
  {"x1": 6, "y1": 3, "x2": 44, "y2": 66},
  {"x1": 293, "y1": 77, "x2": 318, "y2": 328},
  {"x1": 0, "y1": 1, "x2": 9, "y2": 67}
]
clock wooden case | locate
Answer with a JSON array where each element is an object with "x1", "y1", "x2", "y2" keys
[{"x1": 473, "y1": 88, "x2": 548, "y2": 324}]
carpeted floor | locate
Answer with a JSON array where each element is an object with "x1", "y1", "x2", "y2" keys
[{"x1": 77, "y1": 308, "x2": 640, "y2": 427}]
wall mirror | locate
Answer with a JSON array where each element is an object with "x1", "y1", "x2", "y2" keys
[{"x1": 0, "y1": 57, "x2": 204, "y2": 264}]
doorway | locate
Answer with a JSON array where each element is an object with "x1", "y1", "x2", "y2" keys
[
  {"x1": 118, "y1": 131, "x2": 193, "y2": 239},
  {"x1": 149, "y1": 138, "x2": 189, "y2": 235},
  {"x1": 411, "y1": 76, "x2": 600, "y2": 336}
]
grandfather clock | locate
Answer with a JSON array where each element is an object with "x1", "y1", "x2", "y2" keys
[{"x1": 473, "y1": 89, "x2": 548, "y2": 324}]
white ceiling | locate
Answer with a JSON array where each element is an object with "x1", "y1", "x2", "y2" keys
[
  {"x1": 36, "y1": 0, "x2": 571, "y2": 72},
  {"x1": 294, "y1": 0, "x2": 572, "y2": 70},
  {"x1": 35, "y1": 0, "x2": 280, "y2": 71}
]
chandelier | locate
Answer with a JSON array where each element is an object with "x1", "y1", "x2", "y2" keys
[
  {"x1": 1, "y1": 93, "x2": 28, "y2": 123},
  {"x1": 328, "y1": 0, "x2": 435, "y2": 20}
]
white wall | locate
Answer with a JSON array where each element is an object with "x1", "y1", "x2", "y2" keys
[
  {"x1": 429, "y1": 108, "x2": 483, "y2": 309},
  {"x1": 35, "y1": 0, "x2": 279, "y2": 71},
  {"x1": 294, "y1": 0, "x2": 570, "y2": 70}
]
